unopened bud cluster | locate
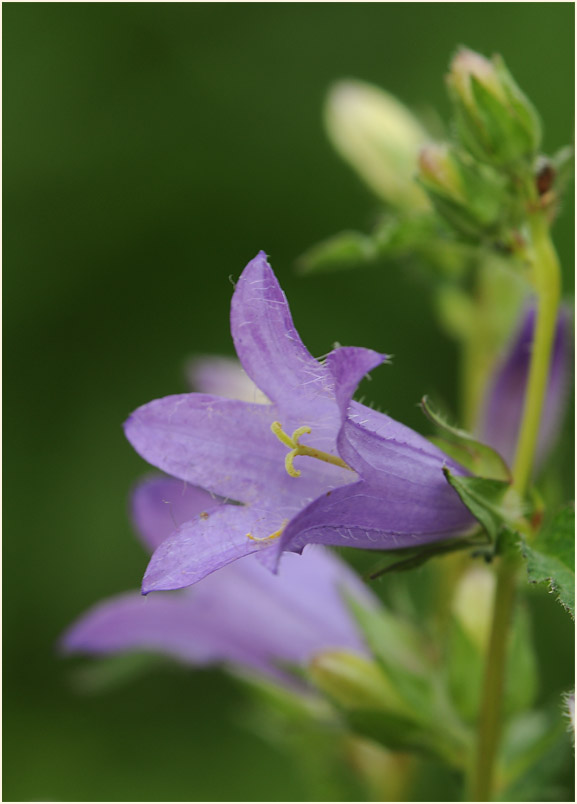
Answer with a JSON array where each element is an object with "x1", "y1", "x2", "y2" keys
[{"x1": 447, "y1": 49, "x2": 541, "y2": 169}]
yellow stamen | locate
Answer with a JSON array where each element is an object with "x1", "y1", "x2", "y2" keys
[
  {"x1": 247, "y1": 524, "x2": 286, "y2": 542},
  {"x1": 270, "y1": 421, "x2": 353, "y2": 478}
]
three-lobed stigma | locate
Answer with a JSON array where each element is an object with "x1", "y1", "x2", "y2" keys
[{"x1": 245, "y1": 423, "x2": 353, "y2": 544}]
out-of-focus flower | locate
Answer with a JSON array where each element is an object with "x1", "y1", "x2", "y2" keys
[
  {"x1": 447, "y1": 48, "x2": 541, "y2": 167},
  {"x1": 325, "y1": 79, "x2": 429, "y2": 211},
  {"x1": 186, "y1": 355, "x2": 269, "y2": 404},
  {"x1": 62, "y1": 476, "x2": 378, "y2": 686},
  {"x1": 477, "y1": 304, "x2": 572, "y2": 470},
  {"x1": 452, "y1": 564, "x2": 495, "y2": 652},
  {"x1": 124, "y1": 252, "x2": 473, "y2": 592}
]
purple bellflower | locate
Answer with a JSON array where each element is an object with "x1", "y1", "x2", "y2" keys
[
  {"x1": 62, "y1": 475, "x2": 377, "y2": 685},
  {"x1": 478, "y1": 304, "x2": 572, "y2": 470},
  {"x1": 124, "y1": 252, "x2": 473, "y2": 593}
]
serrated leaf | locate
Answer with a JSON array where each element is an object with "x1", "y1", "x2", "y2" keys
[
  {"x1": 422, "y1": 395, "x2": 511, "y2": 480},
  {"x1": 443, "y1": 469, "x2": 518, "y2": 543},
  {"x1": 521, "y1": 506, "x2": 575, "y2": 618}
]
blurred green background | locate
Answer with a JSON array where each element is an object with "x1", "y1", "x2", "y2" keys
[{"x1": 4, "y1": 3, "x2": 574, "y2": 801}]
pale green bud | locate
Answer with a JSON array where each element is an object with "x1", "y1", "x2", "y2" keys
[
  {"x1": 325, "y1": 79, "x2": 429, "y2": 211},
  {"x1": 418, "y1": 143, "x2": 508, "y2": 239},
  {"x1": 447, "y1": 48, "x2": 542, "y2": 168},
  {"x1": 452, "y1": 565, "x2": 495, "y2": 652},
  {"x1": 309, "y1": 650, "x2": 407, "y2": 714}
]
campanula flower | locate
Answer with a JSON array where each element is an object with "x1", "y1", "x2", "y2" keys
[
  {"x1": 124, "y1": 252, "x2": 473, "y2": 592},
  {"x1": 62, "y1": 475, "x2": 376, "y2": 685},
  {"x1": 477, "y1": 304, "x2": 572, "y2": 470}
]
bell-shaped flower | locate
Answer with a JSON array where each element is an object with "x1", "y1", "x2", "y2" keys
[
  {"x1": 124, "y1": 252, "x2": 473, "y2": 592},
  {"x1": 477, "y1": 304, "x2": 572, "y2": 471},
  {"x1": 61, "y1": 476, "x2": 377, "y2": 686}
]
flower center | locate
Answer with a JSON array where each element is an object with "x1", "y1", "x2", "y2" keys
[{"x1": 270, "y1": 421, "x2": 352, "y2": 478}]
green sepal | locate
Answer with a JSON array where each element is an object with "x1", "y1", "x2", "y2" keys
[
  {"x1": 520, "y1": 505, "x2": 575, "y2": 619},
  {"x1": 297, "y1": 230, "x2": 377, "y2": 274},
  {"x1": 365, "y1": 534, "x2": 489, "y2": 579},
  {"x1": 422, "y1": 395, "x2": 511, "y2": 480},
  {"x1": 443, "y1": 469, "x2": 520, "y2": 544},
  {"x1": 466, "y1": 73, "x2": 538, "y2": 169},
  {"x1": 494, "y1": 55, "x2": 542, "y2": 154}
]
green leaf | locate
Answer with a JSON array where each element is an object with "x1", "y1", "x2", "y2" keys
[
  {"x1": 447, "y1": 599, "x2": 537, "y2": 724},
  {"x1": 422, "y1": 395, "x2": 511, "y2": 481},
  {"x1": 447, "y1": 618, "x2": 484, "y2": 722},
  {"x1": 443, "y1": 468, "x2": 520, "y2": 544},
  {"x1": 521, "y1": 506, "x2": 575, "y2": 618},
  {"x1": 344, "y1": 595, "x2": 429, "y2": 678},
  {"x1": 498, "y1": 709, "x2": 571, "y2": 801},
  {"x1": 345, "y1": 707, "x2": 468, "y2": 768},
  {"x1": 504, "y1": 602, "x2": 539, "y2": 716},
  {"x1": 297, "y1": 230, "x2": 376, "y2": 274}
]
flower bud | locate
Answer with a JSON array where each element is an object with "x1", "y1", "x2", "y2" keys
[
  {"x1": 325, "y1": 79, "x2": 429, "y2": 211},
  {"x1": 452, "y1": 565, "x2": 495, "y2": 652},
  {"x1": 418, "y1": 143, "x2": 508, "y2": 239},
  {"x1": 309, "y1": 650, "x2": 406, "y2": 714},
  {"x1": 447, "y1": 48, "x2": 541, "y2": 167},
  {"x1": 477, "y1": 304, "x2": 573, "y2": 471}
]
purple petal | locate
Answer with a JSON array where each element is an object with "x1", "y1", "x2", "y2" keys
[
  {"x1": 325, "y1": 346, "x2": 389, "y2": 413},
  {"x1": 142, "y1": 504, "x2": 282, "y2": 592},
  {"x1": 61, "y1": 591, "x2": 221, "y2": 665},
  {"x1": 478, "y1": 304, "x2": 572, "y2": 470},
  {"x1": 278, "y1": 477, "x2": 474, "y2": 555},
  {"x1": 230, "y1": 252, "x2": 336, "y2": 412},
  {"x1": 124, "y1": 392, "x2": 355, "y2": 515},
  {"x1": 131, "y1": 475, "x2": 223, "y2": 552},
  {"x1": 186, "y1": 355, "x2": 269, "y2": 403},
  {"x1": 63, "y1": 548, "x2": 375, "y2": 683},
  {"x1": 326, "y1": 346, "x2": 466, "y2": 478},
  {"x1": 124, "y1": 394, "x2": 285, "y2": 504}
]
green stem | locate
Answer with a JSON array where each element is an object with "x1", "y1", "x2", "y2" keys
[
  {"x1": 469, "y1": 211, "x2": 561, "y2": 802},
  {"x1": 512, "y1": 213, "x2": 561, "y2": 495},
  {"x1": 468, "y1": 557, "x2": 517, "y2": 801}
]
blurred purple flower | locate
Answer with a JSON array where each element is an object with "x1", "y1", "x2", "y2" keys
[
  {"x1": 124, "y1": 252, "x2": 472, "y2": 593},
  {"x1": 62, "y1": 476, "x2": 376, "y2": 685},
  {"x1": 478, "y1": 304, "x2": 572, "y2": 470}
]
